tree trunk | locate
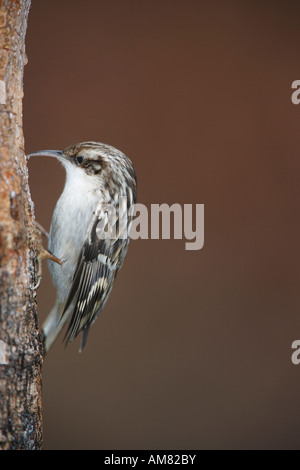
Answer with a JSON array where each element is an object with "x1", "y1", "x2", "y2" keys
[{"x1": 0, "y1": 0, "x2": 43, "y2": 450}]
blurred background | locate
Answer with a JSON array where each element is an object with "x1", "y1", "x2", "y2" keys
[{"x1": 24, "y1": 0, "x2": 300, "y2": 449}]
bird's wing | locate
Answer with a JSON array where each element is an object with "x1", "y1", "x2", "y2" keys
[{"x1": 61, "y1": 201, "x2": 131, "y2": 349}]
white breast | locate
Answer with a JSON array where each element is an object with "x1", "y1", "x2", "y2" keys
[{"x1": 47, "y1": 162, "x2": 101, "y2": 300}]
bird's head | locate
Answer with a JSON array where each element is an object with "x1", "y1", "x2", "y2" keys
[{"x1": 27, "y1": 141, "x2": 136, "y2": 199}]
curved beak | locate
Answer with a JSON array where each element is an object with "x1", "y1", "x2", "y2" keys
[{"x1": 26, "y1": 150, "x2": 67, "y2": 161}]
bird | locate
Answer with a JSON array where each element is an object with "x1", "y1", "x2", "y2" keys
[{"x1": 27, "y1": 141, "x2": 137, "y2": 354}]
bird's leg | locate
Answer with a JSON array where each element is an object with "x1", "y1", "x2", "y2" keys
[
  {"x1": 35, "y1": 221, "x2": 61, "y2": 263},
  {"x1": 30, "y1": 223, "x2": 62, "y2": 290},
  {"x1": 34, "y1": 221, "x2": 61, "y2": 264},
  {"x1": 39, "y1": 247, "x2": 62, "y2": 265},
  {"x1": 36, "y1": 221, "x2": 49, "y2": 240}
]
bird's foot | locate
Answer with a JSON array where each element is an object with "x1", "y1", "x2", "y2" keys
[{"x1": 29, "y1": 223, "x2": 62, "y2": 290}]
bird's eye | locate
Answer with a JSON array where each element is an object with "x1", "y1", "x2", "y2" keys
[{"x1": 75, "y1": 155, "x2": 84, "y2": 166}]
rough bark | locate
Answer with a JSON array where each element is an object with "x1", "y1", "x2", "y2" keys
[{"x1": 0, "y1": 0, "x2": 43, "y2": 450}]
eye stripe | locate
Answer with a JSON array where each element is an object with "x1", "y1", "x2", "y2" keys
[
  {"x1": 82, "y1": 160, "x2": 102, "y2": 175},
  {"x1": 91, "y1": 162, "x2": 102, "y2": 172}
]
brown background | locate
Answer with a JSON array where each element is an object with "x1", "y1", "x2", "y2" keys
[{"x1": 24, "y1": 0, "x2": 300, "y2": 449}]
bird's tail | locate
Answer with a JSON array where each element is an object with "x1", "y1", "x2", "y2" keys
[{"x1": 42, "y1": 299, "x2": 68, "y2": 355}]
